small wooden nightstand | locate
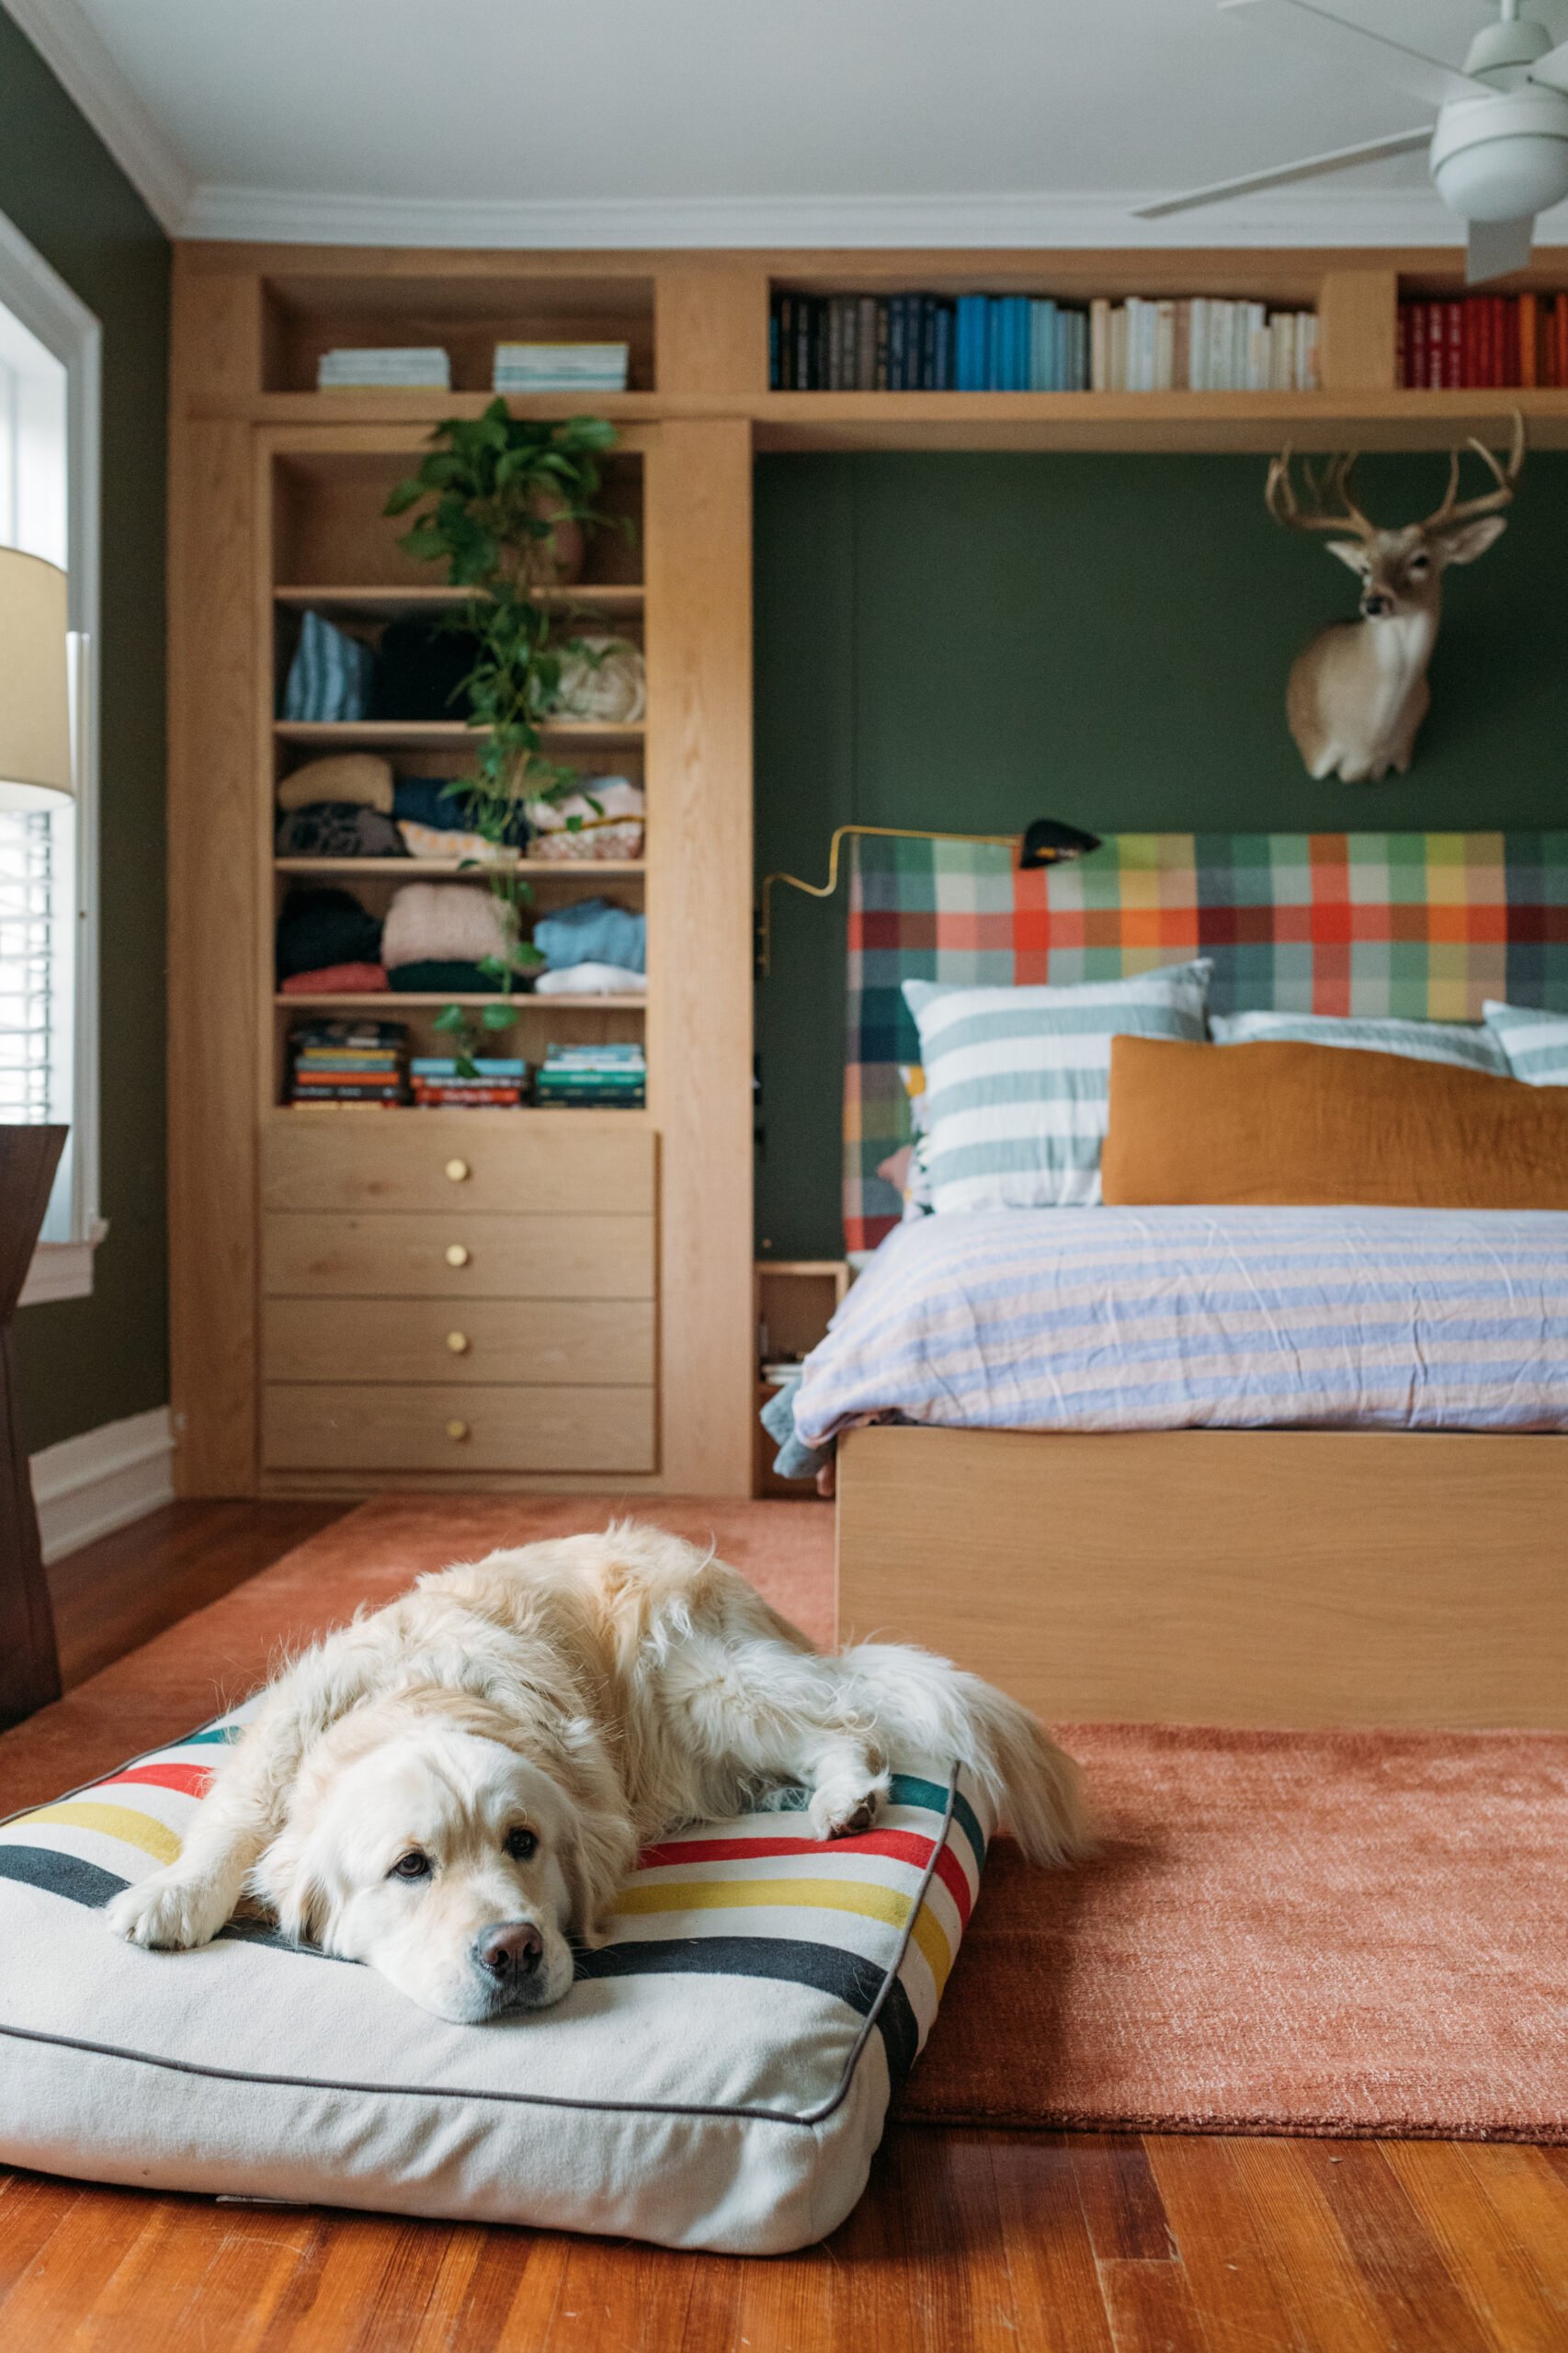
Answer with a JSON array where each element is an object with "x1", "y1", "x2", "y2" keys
[{"x1": 754, "y1": 1258, "x2": 850, "y2": 1498}]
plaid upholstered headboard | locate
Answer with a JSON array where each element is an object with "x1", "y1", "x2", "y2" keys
[{"x1": 844, "y1": 829, "x2": 1568, "y2": 1253}]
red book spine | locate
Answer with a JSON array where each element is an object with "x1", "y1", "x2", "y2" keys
[
  {"x1": 1445, "y1": 300, "x2": 1463, "y2": 389},
  {"x1": 1463, "y1": 298, "x2": 1479, "y2": 389},
  {"x1": 1397, "y1": 302, "x2": 1411, "y2": 389},
  {"x1": 1493, "y1": 295, "x2": 1507, "y2": 387},
  {"x1": 1559, "y1": 292, "x2": 1568, "y2": 388},
  {"x1": 1518, "y1": 290, "x2": 1538, "y2": 387},
  {"x1": 1427, "y1": 301, "x2": 1446, "y2": 390},
  {"x1": 1477, "y1": 299, "x2": 1493, "y2": 388}
]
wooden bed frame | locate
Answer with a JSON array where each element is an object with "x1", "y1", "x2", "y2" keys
[{"x1": 835, "y1": 1424, "x2": 1568, "y2": 1728}]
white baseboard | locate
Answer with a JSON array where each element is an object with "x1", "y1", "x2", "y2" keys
[{"x1": 29, "y1": 1405, "x2": 174, "y2": 1565}]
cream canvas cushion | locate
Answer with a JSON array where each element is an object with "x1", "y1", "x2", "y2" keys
[{"x1": 0, "y1": 1705, "x2": 990, "y2": 2254}]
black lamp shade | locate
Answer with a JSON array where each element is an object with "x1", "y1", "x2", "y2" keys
[{"x1": 1019, "y1": 818, "x2": 1103, "y2": 870}]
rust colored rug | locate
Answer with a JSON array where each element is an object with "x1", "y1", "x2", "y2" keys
[{"x1": 4, "y1": 1496, "x2": 1564, "y2": 2143}]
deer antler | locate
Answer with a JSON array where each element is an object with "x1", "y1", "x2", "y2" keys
[
  {"x1": 1422, "y1": 410, "x2": 1527, "y2": 532},
  {"x1": 1265, "y1": 449, "x2": 1378, "y2": 540}
]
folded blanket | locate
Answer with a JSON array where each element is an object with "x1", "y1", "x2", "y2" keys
[
  {"x1": 381, "y1": 881, "x2": 516, "y2": 972},
  {"x1": 392, "y1": 776, "x2": 528, "y2": 847},
  {"x1": 388, "y1": 961, "x2": 507, "y2": 995},
  {"x1": 277, "y1": 754, "x2": 395, "y2": 814},
  {"x1": 276, "y1": 887, "x2": 382, "y2": 982},
  {"x1": 532, "y1": 896, "x2": 645, "y2": 974},
  {"x1": 525, "y1": 777, "x2": 644, "y2": 862},
  {"x1": 534, "y1": 961, "x2": 646, "y2": 996},
  {"x1": 279, "y1": 962, "x2": 388, "y2": 995},
  {"x1": 396, "y1": 820, "x2": 507, "y2": 863},
  {"x1": 551, "y1": 636, "x2": 646, "y2": 724},
  {"x1": 281, "y1": 611, "x2": 376, "y2": 723},
  {"x1": 276, "y1": 802, "x2": 407, "y2": 858}
]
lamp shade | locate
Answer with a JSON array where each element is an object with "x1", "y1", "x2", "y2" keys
[{"x1": 0, "y1": 548, "x2": 73, "y2": 811}]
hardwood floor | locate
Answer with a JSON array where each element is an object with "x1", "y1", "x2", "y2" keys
[
  {"x1": 7, "y1": 1503, "x2": 1568, "y2": 2349},
  {"x1": 44, "y1": 1500, "x2": 347, "y2": 1688}
]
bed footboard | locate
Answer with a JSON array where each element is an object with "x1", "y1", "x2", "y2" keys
[{"x1": 835, "y1": 1425, "x2": 1568, "y2": 1728}]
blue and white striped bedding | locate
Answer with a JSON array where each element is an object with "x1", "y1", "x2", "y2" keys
[{"x1": 792, "y1": 1207, "x2": 1568, "y2": 1446}]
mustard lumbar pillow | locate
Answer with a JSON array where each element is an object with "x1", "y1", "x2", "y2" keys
[{"x1": 1101, "y1": 1035, "x2": 1568, "y2": 1211}]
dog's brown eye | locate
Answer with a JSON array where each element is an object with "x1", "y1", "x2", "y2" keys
[
  {"x1": 505, "y1": 1827, "x2": 537, "y2": 1861},
  {"x1": 390, "y1": 1850, "x2": 431, "y2": 1881}
]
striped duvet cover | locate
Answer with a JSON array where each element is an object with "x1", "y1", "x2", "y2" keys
[{"x1": 792, "y1": 1207, "x2": 1568, "y2": 1444}]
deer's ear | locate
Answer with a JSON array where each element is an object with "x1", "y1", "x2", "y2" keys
[
  {"x1": 1437, "y1": 515, "x2": 1507, "y2": 567},
  {"x1": 1325, "y1": 540, "x2": 1368, "y2": 575}
]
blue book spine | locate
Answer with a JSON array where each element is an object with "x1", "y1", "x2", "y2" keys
[
  {"x1": 888, "y1": 296, "x2": 907, "y2": 392},
  {"x1": 985, "y1": 299, "x2": 1003, "y2": 392},
  {"x1": 957, "y1": 296, "x2": 982, "y2": 390},
  {"x1": 934, "y1": 301, "x2": 954, "y2": 390},
  {"x1": 1013, "y1": 297, "x2": 1031, "y2": 390}
]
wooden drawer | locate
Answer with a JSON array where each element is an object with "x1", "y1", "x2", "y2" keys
[
  {"x1": 263, "y1": 1297, "x2": 655, "y2": 1387},
  {"x1": 263, "y1": 1120, "x2": 654, "y2": 1217},
  {"x1": 262, "y1": 1212, "x2": 654, "y2": 1300},
  {"x1": 263, "y1": 1383, "x2": 656, "y2": 1474}
]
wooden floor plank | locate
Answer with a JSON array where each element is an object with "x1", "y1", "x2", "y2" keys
[
  {"x1": 1386, "y1": 2141, "x2": 1568, "y2": 2352},
  {"x1": 1096, "y1": 2256, "x2": 1211, "y2": 2353},
  {"x1": 1293, "y1": 2141, "x2": 1493, "y2": 2352},
  {"x1": 991, "y1": 2132, "x2": 1116, "y2": 2353},
  {"x1": 1070, "y1": 2134, "x2": 1176, "y2": 2265}
]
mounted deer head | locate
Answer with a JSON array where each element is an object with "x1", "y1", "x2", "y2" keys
[{"x1": 1265, "y1": 415, "x2": 1524, "y2": 782}]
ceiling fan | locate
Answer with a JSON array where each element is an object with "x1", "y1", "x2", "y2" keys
[{"x1": 1137, "y1": 1, "x2": 1568, "y2": 283}]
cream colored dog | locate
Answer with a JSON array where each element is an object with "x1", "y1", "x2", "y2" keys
[{"x1": 105, "y1": 1524, "x2": 1088, "y2": 2022}]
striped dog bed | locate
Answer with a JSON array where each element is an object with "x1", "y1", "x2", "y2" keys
[{"x1": 0, "y1": 1708, "x2": 989, "y2": 2253}]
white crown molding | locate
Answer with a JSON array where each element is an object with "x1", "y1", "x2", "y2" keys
[
  {"x1": 1, "y1": 0, "x2": 194, "y2": 234},
  {"x1": 29, "y1": 1404, "x2": 174, "y2": 1565},
  {"x1": 179, "y1": 181, "x2": 1494, "y2": 251}
]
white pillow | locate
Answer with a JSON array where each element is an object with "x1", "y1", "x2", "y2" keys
[
  {"x1": 1483, "y1": 1000, "x2": 1568, "y2": 1086},
  {"x1": 903, "y1": 961, "x2": 1212, "y2": 1212},
  {"x1": 0, "y1": 1707, "x2": 990, "y2": 2254},
  {"x1": 1210, "y1": 1009, "x2": 1507, "y2": 1076}
]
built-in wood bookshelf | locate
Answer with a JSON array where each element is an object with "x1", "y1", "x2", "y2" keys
[{"x1": 167, "y1": 239, "x2": 1567, "y2": 1506}]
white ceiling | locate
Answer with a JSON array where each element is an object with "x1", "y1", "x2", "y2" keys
[{"x1": 10, "y1": 0, "x2": 1568, "y2": 247}]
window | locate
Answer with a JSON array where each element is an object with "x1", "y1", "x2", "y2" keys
[{"x1": 0, "y1": 208, "x2": 101, "y2": 1303}]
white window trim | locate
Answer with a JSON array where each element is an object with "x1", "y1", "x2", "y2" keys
[{"x1": 0, "y1": 206, "x2": 103, "y2": 1307}]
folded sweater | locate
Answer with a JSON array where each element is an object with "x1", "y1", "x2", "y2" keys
[
  {"x1": 276, "y1": 886, "x2": 382, "y2": 982},
  {"x1": 276, "y1": 802, "x2": 406, "y2": 858},
  {"x1": 277, "y1": 754, "x2": 395, "y2": 815},
  {"x1": 532, "y1": 896, "x2": 645, "y2": 974},
  {"x1": 381, "y1": 881, "x2": 517, "y2": 972}
]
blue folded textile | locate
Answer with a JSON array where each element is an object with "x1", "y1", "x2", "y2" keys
[
  {"x1": 532, "y1": 896, "x2": 646, "y2": 975},
  {"x1": 281, "y1": 611, "x2": 377, "y2": 722},
  {"x1": 759, "y1": 1375, "x2": 827, "y2": 1483},
  {"x1": 392, "y1": 776, "x2": 528, "y2": 848}
]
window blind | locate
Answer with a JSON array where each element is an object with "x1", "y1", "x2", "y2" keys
[{"x1": 0, "y1": 808, "x2": 54, "y2": 1120}]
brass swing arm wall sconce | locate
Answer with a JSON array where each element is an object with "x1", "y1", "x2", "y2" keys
[{"x1": 756, "y1": 818, "x2": 1103, "y2": 976}]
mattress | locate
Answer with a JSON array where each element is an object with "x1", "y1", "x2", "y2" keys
[{"x1": 792, "y1": 1207, "x2": 1568, "y2": 1445}]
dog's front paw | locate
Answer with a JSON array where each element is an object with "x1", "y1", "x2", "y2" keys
[
  {"x1": 104, "y1": 1870, "x2": 232, "y2": 1951},
  {"x1": 808, "y1": 1770, "x2": 891, "y2": 1843}
]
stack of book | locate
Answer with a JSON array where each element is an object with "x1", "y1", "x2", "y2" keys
[
  {"x1": 411, "y1": 1056, "x2": 529, "y2": 1108},
  {"x1": 535, "y1": 1041, "x2": 646, "y2": 1108},
  {"x1": 288, "y1": 1019, "x2": 410, "y2": 1105},
  {"x1": 769, "y1": 291, "x2": 1318, "y2": 392},
  {"x1": 1398, "y1": 293, "x2": 1568, "y2": 387},
  {"x1": 316, "y1": 347, "x2": 451, "y2": 391},
  {"x1": 493, "y1": 343, "x2": 630, "y2": 393},
  {"x1": 1091, "y1": 298, "x2": 1316, "y2": 392}
]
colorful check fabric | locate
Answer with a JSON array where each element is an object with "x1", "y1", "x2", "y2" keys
[
  {"x1": 846, "y1": 830, "x2": 1568, "y2": 1251},
  {"x1": 0, "y1": 1708, "x2": 988, "y2": 2107}
]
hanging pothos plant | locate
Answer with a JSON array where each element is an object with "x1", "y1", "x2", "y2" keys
[{"x1": 383, "y1": 404, "x2": 630, "y2": 1072}]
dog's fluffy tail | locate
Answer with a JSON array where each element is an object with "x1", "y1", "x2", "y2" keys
[{"x1": 837, "y1": 1642, "x2": 1092, "y2": 1867}]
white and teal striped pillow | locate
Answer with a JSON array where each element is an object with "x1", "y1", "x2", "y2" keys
[
  {"x1": 903, "y1": 961, "x2": 1212, "y2": 1213},
  {"x1": 1483, "y1": 1000, "x2": 1568, "y2": 1085},
  {"x1": 1210, "y1": 1009, "x2": 1507, "y2": 1075}
]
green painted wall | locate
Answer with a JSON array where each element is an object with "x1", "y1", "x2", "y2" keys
[
  {"x1": 755, "y1": 449, "x2": 1568, "y2": 1258},
  {"x1": 2, "y1": 16, "x2": 170, "y2": 1452}
]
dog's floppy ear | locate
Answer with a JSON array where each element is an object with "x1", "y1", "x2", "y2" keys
[
  {"x1": 560, "y1": 1800, "x2": 637, "y2": 1949},
  {"x1": 250, "y1": 1829, "x2": 332, "y2": 1948}
]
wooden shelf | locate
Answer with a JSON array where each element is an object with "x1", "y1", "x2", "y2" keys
[
  {"x1": 271, "y1": 1102, "x2": 648, "y2": 1126},
  {"x1": 276, "y1": 992, "x2": 647, "y2": 1010},
  {"x1": 275, "y1": 858, "x2": 645, "y2": 878},
  {"x1": 275, "y1": 584, "x2": 644, "y2": 619},
  {"x1": 275, "y1": 720, "x2": 643, "y2": 748}
]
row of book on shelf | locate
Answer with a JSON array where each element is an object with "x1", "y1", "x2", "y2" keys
[
  {"x1": 285, "y1": 1022, "x2": 645, "y2": 1108},
  {"x1": 316, "y1": 344, "x2": 630, "y2": 392},
  {"x1": 769, "y1": 292, "x2": 1320, "y2": 392},
  {"x1": 1397, "y1": 293, "x2": 1568, "y2": 388}
]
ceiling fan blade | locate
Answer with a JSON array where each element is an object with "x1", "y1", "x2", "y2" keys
[
  {"x1": 1528, "y1": 39, "x2": 1568, "y2": 95},
  {"x1": 1466, "y1": 214, "x2": 1536, "y2": 283},
  {"x1": 1134, "y1": 128, "x2": 1431, "y2": 219},
  {"x1": 1221, "y1": 0, "x2": 1486, "y2": 110}
]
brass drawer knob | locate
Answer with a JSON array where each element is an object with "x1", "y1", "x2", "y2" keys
[
  {"x1": 446, "y1": 1418, "x2": 471, "y2": 1442},
  {"x1": 445, "y1": 1243, "x2": 471, "y2": 1268},
  {"x1": 445, "y1": 1157, "x2": 471, "y2": 1184},
  {"x1": 446, "y1": 1330, "x2": 470, "y2": 1355}
]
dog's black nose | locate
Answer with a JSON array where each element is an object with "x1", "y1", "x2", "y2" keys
[
  {"x1": 474, "y1": 1921, "x2": 543, "y2": 1981},
  {"x1": 1363, "y1": 595, "x2": 1391, "y2": 617}
]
